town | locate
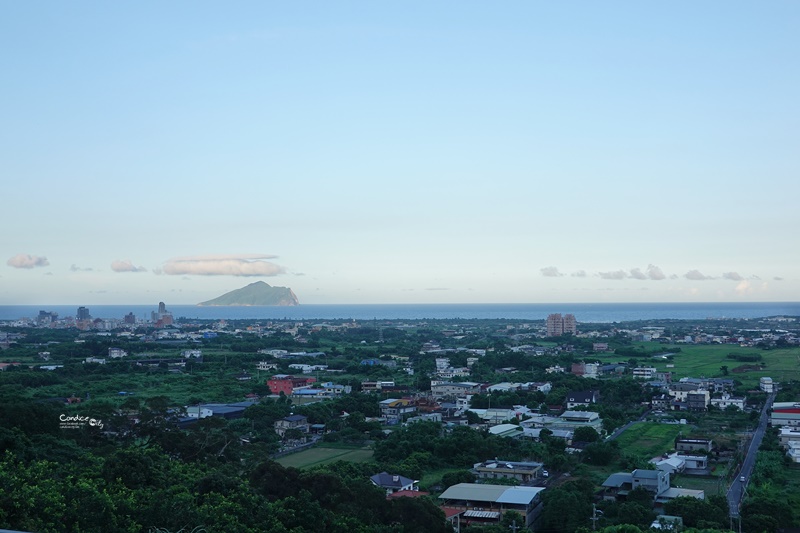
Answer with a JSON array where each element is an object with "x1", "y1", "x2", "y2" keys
[{"x1": 1, "y1": 306, "x2": 799, "y2": 532}]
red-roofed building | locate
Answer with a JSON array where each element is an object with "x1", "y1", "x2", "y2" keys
[{"x1": 267, "y1": 374, "x2": 317, "y2": 395}]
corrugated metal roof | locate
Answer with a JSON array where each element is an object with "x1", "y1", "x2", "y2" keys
[
  {"x1": 602, "y1": 473, "x2": 633, "y2": 487},
  {"x1": 439, "y1": 484, "x2": 543, "y2": 505},
  {"x1": 464, "y1": 510, "x2": 501, "y2": 519},
  {"x1": 496, "y1": 486, "x2": 545, "y2": 505},
  {"x1": 439, "y1": 483, "x2": 508, "y2": 502}
]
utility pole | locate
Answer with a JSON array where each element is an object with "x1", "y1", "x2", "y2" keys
[{"x1": 508, "y1": 519, "x2": 521, "y2": 532}]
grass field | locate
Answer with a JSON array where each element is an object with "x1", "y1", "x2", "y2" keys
[
  {"x1": 672, "y1": 474, "x2": 727, "y2": 496},
  {"x1": 276, "y1": 444, "x2": 374, "y2": 469},
  {"x1": 595, "y1": 343, "x2": 800, "y2": 388},
  {"x1": 614, "y1": 422, "x2": 685, "y2": 458}
]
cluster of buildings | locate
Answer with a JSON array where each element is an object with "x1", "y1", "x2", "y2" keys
[{"x1": 771, "y1": 402, "x2": 800, "y2": 463}]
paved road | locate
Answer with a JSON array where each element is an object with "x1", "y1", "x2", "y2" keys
[{"x1": 727, "y1": 392, "x2": 775, "y2": 517}]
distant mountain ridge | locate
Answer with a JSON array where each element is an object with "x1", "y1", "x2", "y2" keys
[{"x1": 198, "y1": 281, "x2": 299, "y2": 306}]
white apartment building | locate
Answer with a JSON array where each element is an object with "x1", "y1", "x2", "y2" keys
[{"x1": 633, "y1": 367, "x2": 657, "y2": 380}]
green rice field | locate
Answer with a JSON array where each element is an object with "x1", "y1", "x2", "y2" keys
[
  {"x1": 614, "y1": 422, "x2": 685, "y2": 458},
  {"x1": 597, "y1": 343, "x2": 800, "y2": 388}
]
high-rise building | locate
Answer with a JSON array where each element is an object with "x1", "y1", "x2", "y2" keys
[
  {"x1": 563, "y1": 313, "x2": 577, "y2": 335},
  {"x1": 546, "y1": 313, "x2": 577, "y2": 337},
  {"x1": 77, "y1": 307, "x2": 91, "y2": 321}
]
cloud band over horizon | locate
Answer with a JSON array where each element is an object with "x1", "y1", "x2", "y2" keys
[{"x1": 162, "y1": 254, "x2": 285, "y2": 277}]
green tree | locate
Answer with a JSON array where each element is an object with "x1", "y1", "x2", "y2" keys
[{"x1": 573, "y1": 426, "x2": 600, "y2": 443}]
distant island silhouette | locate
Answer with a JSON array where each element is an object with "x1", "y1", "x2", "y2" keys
[{"x1": 197, "y1": 281, "x2": 299, "y2": 306}]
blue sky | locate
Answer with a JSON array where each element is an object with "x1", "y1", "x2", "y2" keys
[{"x1": 2, "y1": 2, "x2": 798, "y2": 305}]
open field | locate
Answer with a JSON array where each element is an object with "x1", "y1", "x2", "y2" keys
[
  {"x1": 595, "y1": 343, "x2": 800, "y2": 388},
  {"x1": 672, "y1": 473, "x2": 728, "y2": 496},
  {"x1": 276, "y1": 444, "x2": 374, "y2": 469},
  {"x1": 614, "y1": 422, "x2": 684, "y2": 458}
]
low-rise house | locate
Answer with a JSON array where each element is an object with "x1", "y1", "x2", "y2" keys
[
  {"x1": 651, "y1": 452, "x2": 708, "y2": 474},
  {"x1": 191, "y1": 401, "x2": 257, "y2": 421},
  {"x1": 361, "y1": 380, "x2": 395, "y2": 392},
  {"x1": 469, "y1": 407, "x2": 530, "y2": 424},
  {"x1": 678, "y1": 453, "x2": 709, "y2": 471},
  {"x1": 651, "y1": 455, "x2": 685, "y2": 475},
  {"x1": 675, "y1": 438, "x2": 713, "y2": 453},
  {"x1": 686, "y1": 390, "x2": 710, "y2": 411},
  {"x1": 778, "y1": 426, "x2": 800, "y2": 448},
  {"x1": 565, "y1": 390, "x2": 600, "y2": 410},
  {"x1": 487, "y1": 382, "x2": 522, "y2": 393},
  {"x1": 288, "y1": 363, "x2": 328, "y2": 374},
  {"x1": 439, "y1": 367, "x2": 471, "y2": 379},
  {"x1": 379, "y1": 398, "x2": 417, "y2": 423},
  {"x1": 651, "y1": 394, "x2": 671, "y2": 410},
  {"x1": 108, "y1": 348, "x2": 127, "y2": 358},
  {"x1": 439, "y1": 483, "x2": 545, "y2": 529},
  {"x1": 679, "y1": 377, "x2": 734, "y2": 393},
  {"x1": 406, "y1": 413, "x2": 442, "y2": 425},
  {"x1": 710, "y1": 393, "x2": 745, "y2": 411},
  {"x1": 633, "y1": 367, "x2": 657, "y2": 380},
  {"x1": 488, "y1": 424, "x2": 525, "y2": 439},
  {"x1": 524, "y1": 382, "x2": 552, "y2": 394},
  {"x1": 431, "y1": 382, "x2": 481, "y2": 399},
  {"x1": 267, "y1": 374, "x2": 317, "y2": 395},
  {"x1": 522, "y1": 427, "x2": 573, "y2": 443},
  {"x1": 274, "y1": 414, "x2": 310, "y2": 437},
  {"x1": 571, "y1": 362, "x2": 599, "y2": 378},
  {"x1": 668, "y1": 383, "x2": 702, "y2": 402},
  {"x1": 473, "y1": 460, "x2": 544, "y2": 484},
  {"x1": 370, "y1": 472, "x2": 417, "y2": 495},
  {"x1": 602, "y1": 469, "x2": 701, "y2": 505}
]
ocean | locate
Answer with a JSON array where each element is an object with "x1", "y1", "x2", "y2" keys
[{"x1": 1, "y1": 302, "x2": 799, "y2": 323}]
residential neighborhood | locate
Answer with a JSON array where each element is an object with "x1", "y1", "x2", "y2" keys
[{"x1": 1, "y1": 307, "x2": 800, "y2": 531}]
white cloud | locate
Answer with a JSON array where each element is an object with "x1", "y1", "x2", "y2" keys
[
  {"x1": 774, "y1": 276, "x2": 784, "y2": 281},
  {"x1": 163, "y1": 254, "x2": 284, "y2": 277},
  {"x1": 629, "y1": 268, "x2": 647, "y2": 280},
  {"x1": 571, "y1": 270, "x2": 587, "y2": 278},
  {"x1": 70, "y1": 264, "x2": 93, "y2": 272},
  {"x1": 646, "y1": 264, "x2": 666, "y2": 280},
  {"x1": 684, "y1": 269, "x2": 712, "y2": 281},
  {"x1": 111, "y1": 259, "x2": 147, "y2": 273},
  {"x1": 735, "y1": 280, "x2": 753, "y2": 295},
  {"x1": 598, "y1": 270, "x2": 628, "y2": 280},
  {"x1": 540, "y1": 266, "x2": 564, "y2": 277},
  {"x1": 7, "y1": 254, "x2": 49, "y2": 269},
  {"x1": 722, "y1": 272, "x2": 744, "y2": 281}
]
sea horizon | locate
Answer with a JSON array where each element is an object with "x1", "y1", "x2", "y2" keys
[{"x1": 2, "y1": 301, "x2": 800, "y2": 323}]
